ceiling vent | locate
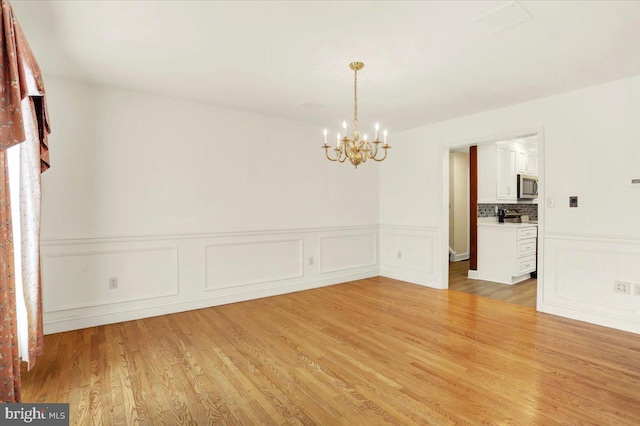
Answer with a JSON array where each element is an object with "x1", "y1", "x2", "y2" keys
[{"x1": 475, "y1": 1, "x2": 533, "y2": 34}]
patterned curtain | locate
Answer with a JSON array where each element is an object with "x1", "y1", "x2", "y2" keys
[
  {"x1": 21, "y1": 97, "x2": 45, "y2": 366},
  {"x1": 0, "y1": 152, "x2": 21, "y2": 402},
  {"x1": 0, "y1": 0, "x2": 50, "y2": 402}
]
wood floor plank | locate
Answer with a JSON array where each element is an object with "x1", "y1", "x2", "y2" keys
[
  {"x1": 22, "y1": 276, "x2": 640, "y2": 424},
  {"x1": 448, "y1": 259, "x2": 537, "y2": 307}
]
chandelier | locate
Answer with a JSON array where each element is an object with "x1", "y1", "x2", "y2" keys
[{"x1": 322, "y1": 62, "x2": 390, "y2": 168}]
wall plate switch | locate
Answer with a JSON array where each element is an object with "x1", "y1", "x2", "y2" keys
[
  {"x1": 309, "y1": 257, "x2": 314, "y2": 266},
  {"x1": 109, "y1": 277, "x2": 118, "y2": 289},
  {"x1": 569, "y1": 196, "x2": 578, "y2": 208},
  {"x1": 547, "y1": 197, "x2": 555, "y2": 208},
  {"x1": 634, "y1": 283, "x2": 640, "y2": 296}
]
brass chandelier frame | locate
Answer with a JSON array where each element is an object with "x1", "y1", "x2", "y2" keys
[{"x1": 322, "y1": 62, "x2": 390, "y2": 168}]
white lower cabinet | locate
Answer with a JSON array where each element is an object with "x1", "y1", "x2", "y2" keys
[{"x1": 477, "y1": 223, "x2": 537, "y2": 285}]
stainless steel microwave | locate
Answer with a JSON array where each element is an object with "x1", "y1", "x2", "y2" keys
[{"x1": 517, "y1": 174, "x2": 538, "y2": 200}]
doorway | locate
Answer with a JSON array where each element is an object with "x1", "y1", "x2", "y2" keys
[{"x1": 444, "y1": 130, "x2": 543, "y2": 310}]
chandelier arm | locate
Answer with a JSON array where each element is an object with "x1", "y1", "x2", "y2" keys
[
  {"x1": 344, "y1": 150, "x2": 353, "y2": 163},
  {"x1": 371, "y1": 146, "x2": 390, "y2": 162},
  {"x1": 337, "y1": 145, "x2": 347, "y2": 163},
  {"x1": 323, "y1": 146, "x2": 339, "y2": 162},
  {"x1": 367, "y1": 141, "x2": 378, "y2": 159},
  {"x1": 362, "y1": 141, "x2": 372, "y2": 162}
]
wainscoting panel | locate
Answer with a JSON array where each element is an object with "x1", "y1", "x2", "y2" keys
[
  {"x1": 41, "y1": 226, "x2": 379, "y2": 334},
  {"x1": 542, "y1": 234, "x2": 640, "y2": 334},
  {"x1": 379, "y1": 226, "x2": 442, "y2": 288},
  {"x1": 205, "y1": 238, "x2": 303, "y2": 290},
  {"x1": 42, "y1": 244, "x2": 179, "y2": 312},
  {"x1": 319, "y1": 233, "x2": 377, "y2": 274}
]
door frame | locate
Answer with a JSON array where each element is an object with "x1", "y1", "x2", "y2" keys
[{"x1": 440, "y1": 126, "x2": 545, "y2": 311}]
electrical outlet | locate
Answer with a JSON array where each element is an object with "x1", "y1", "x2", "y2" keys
[
  {"x1": 397, "y1": 251, "x2": 402, "y2": 259},
  {"x1": 634, "y1": 283, "x2": 640, "y2": 296},
  {"x1": 614, "y1": 280, "x2": 630, "y2": 294},
  {"x1": 109, "y1": 277, "x2": 118, "y2": 290},
  {"x1": 309, "y1": 257, "x2": 314, "y2": 266}
]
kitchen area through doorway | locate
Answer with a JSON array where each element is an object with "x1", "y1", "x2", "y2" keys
[{"x1": 448, "y1": 135, "x2": 539, "y2": 308}]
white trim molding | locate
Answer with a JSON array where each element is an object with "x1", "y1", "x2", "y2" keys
[
  {"x1": 42, "y1": 225, "x2": 379, "y2": 334},
  {"x1": 379, "y1": 225, "x2": 443, "y2": 289},
  {"x1": 541, "y1": 233, "x2": 640, "y2": 334},
  {"x1": 203, "y1": 238, "x2": 304, "y2": 291},
  {"x1": 319, "y1": 232, "x2": 377, "y2": 274}
]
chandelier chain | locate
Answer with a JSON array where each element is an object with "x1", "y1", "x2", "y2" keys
[{"x1": 353, "y1": 67, "x2": 358, "y2": 132}]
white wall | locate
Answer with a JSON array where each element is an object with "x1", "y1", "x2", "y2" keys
[
  {"x1": 449, "y1": 151, "x2": 469, "y2": 259},
  {"x1": 477, "y1": 142, "x2": 498, "y2": 204},
  {"x1": 41, "y1": 77, "x2": 380, "y2": 333},
  {"x1": 42, "y1": 75, "x2": 640, "y2": 335},
  {"x1": 380, "y1": 75, "x2": 640, "y2": 333}
]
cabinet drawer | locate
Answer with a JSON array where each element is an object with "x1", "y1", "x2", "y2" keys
[
  {"x1": 517, "y1": 255, "x2": 536, "y2": 275},
  {"x1": 517, "y1": 227, "x2": 537, "y2": 240},
  {"x1": 517, "y1": 238, "x2": 537, "y2": 258}
]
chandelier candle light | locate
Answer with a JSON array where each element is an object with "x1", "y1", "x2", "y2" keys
[{"x1": 322, "y1": 62, "x2": 390, "y2": 168}]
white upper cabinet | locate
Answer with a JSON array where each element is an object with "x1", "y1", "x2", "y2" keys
[
  {"x1": 477, "y1": 137, "x2": 538, "y2": 203},
  {"x1": 517, "y1": 150, "x2": 527, "y2": 174},
  {"x1": 477, "y1": 143, "x2": 497, "y2": 203},
  {"x1": 513, "y1": 138, "x2": 538, "y2": 176},
  {"x1": 497, "y1": 143, "x2": 517, "y2": 201},
  {"x1": 526, "y1": 151, "x2": 538, "y2": 175}
]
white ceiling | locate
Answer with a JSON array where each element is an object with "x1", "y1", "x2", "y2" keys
[{"x1": 12, "y1": 0, "x2": 640, "y2": 132}]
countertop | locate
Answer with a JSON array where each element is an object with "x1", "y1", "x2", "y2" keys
[{"x1": 477, "y1": 218, "x2": 538, "y2": 228}]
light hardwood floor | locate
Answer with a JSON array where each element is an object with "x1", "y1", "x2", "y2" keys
[
  {"x1": 449, "y1": 260, "x2": 537, "y2": 308},
  {"x1": 23, "y1": 277, "x2": 639, "y2": 425}
]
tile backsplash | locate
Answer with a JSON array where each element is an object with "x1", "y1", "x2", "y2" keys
[{"x1": 478, "y1": 203, "x2": 538, "y2": 220}]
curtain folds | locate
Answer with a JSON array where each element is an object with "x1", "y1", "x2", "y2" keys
[
  {"x1": 0, "y1": 0, "x2": 50, "y2": 402},
  {"x1": 19, "y1": 98, "x2": 44, "y2": 366},
  {"x1": 0, "y1": 151, "x2": 21, "y2": 402}
]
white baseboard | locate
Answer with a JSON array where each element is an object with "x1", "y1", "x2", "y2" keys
[
  {"x1": 541, "y1": 301, "x2": 639, "y2": 335},
  {"x1": 380, "y1": 269, "x2": 444, "y2": 289},
  {"x1": 44, "y1": 270, "x2": 378, "y2": 334},
  {"x1": 467, "y1": 269, "x2": 478, "y2": 279},
  {"x1": 451, "y1": 252, "x2": 469, "y2": 262}
]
